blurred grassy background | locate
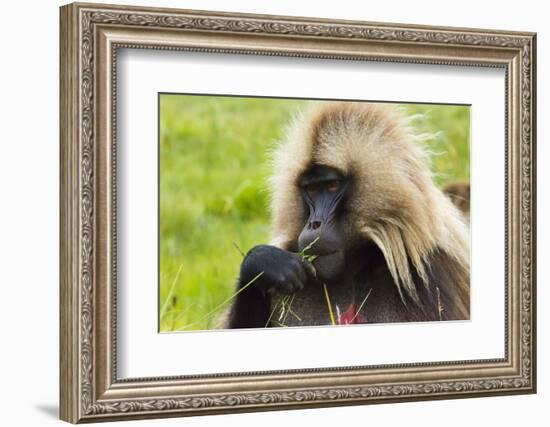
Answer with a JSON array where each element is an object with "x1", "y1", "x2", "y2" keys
[{"x1": 159, "y1": 95, "x2": 470, "y2": 332}]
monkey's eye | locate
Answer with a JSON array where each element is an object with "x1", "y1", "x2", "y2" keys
[
  {"x1": 326, "y1": 180, "x2": 341, "y2": 193},
  {"x1": 304, "y1": 183, "x2": 320, "y2": 198}
]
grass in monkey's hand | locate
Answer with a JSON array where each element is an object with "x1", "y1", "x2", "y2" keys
[
  {"x1": 176, "y1": 240, "x2": 313, "y2": 330},
  {"x1": 176, "y1": 237, "x2": 372, "y2": 329},
  {"x1": 262, "y1": 238, "x2": 320, "y2": 328}
]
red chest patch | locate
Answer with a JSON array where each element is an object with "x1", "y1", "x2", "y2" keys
[{"x1": 337, "y1": 302, "x2": 367, "y2": 324}]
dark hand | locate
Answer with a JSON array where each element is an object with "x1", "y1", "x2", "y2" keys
[{"x1": 239, "y1": 245, "x2": 316, "y2": 295}]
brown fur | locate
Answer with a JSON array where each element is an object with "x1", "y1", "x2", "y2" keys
[
  {"x1": 269, "y1": 102, "x2": 470, "y2": 318},
  {"x1": 443, "y1": 181, "x2": 470, "y2": 221}
]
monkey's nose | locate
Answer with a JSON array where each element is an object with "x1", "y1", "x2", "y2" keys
[{"x1": 309, "y1": 221, "x2": 322, "y2": 230}]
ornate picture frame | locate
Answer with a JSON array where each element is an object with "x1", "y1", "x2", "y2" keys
[{"x1": 60, "y1": 2, "x2": 536, "y2": 423}]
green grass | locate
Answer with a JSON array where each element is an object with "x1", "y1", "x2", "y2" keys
[{"x1": 159, "y1": 95, "x2": 470, "y2": 332}]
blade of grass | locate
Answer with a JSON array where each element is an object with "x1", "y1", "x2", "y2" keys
[
  {"x1": 299, "y1": 236, "x2": 320, "y2": 258},
  {"x1": 160, "y1": 264, "x2": 183, "y2": 320},
  {"x1": 323, "y1": 283, "x2": 336, "y2": 326},
  {"x1": 176, "y1": 271, "x2": 264, "y2": 330},
  {"x1": 232, "y1": 241, "x2": 245, "y2": 258},
  {"x1": 273, "y1": 321, "x2": 288, "y2": 327},
  {"x1": 350, "y1": 288, "x2": 373, "y2": 323},
  {"x1": 166, "y1": 304, "x2": 195, "y2": 326},
  {"x1": 280, "y1": 293, "x2": 296, "y2": 326},
  {"x1": 278, "y1": 295, "x2": 290, "y2": 322},
  {"x1": 265, "y1": 296, "x2": 283, "y2": 327},
  {"x1": 288, "y1": 306, "x2": 302, "y2": 321},
  {"x1": 435, "y1": 286, "x2": 444, "y2": 321}
]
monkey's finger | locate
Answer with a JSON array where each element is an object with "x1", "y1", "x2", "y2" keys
[
  {"x1": 290, "y1": 259, "x2": 307, "y2": 285},
  {"x1": 278, "y1": 281, "x2": 295, "y2": 294},
  {"x1": 301, "y1": 260, "x2": 317, "y2": 281},
  {"x1": 286, "y1": 270, "x2": 305, "y2": 293}
]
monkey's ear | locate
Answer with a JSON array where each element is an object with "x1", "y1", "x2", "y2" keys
[{"x1": 442, "y1": 181, "x2": 470, "y2": 219}]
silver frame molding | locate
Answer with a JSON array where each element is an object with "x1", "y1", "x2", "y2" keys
[{"x1": 60, "y1": 2, "x2": 537, "y2": 423}]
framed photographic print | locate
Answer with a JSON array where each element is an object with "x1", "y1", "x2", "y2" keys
[{"x1": 59, "y1": 2, "x2": 537, "y2": 423}]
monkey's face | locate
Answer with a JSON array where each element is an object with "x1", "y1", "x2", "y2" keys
[{"x1": 297, "y1": 164, "x2": 349, "y2": 283}]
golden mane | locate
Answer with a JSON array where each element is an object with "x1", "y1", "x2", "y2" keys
[{"x1": 269, "y1": 102, "x2": 469, "y2": 313}]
